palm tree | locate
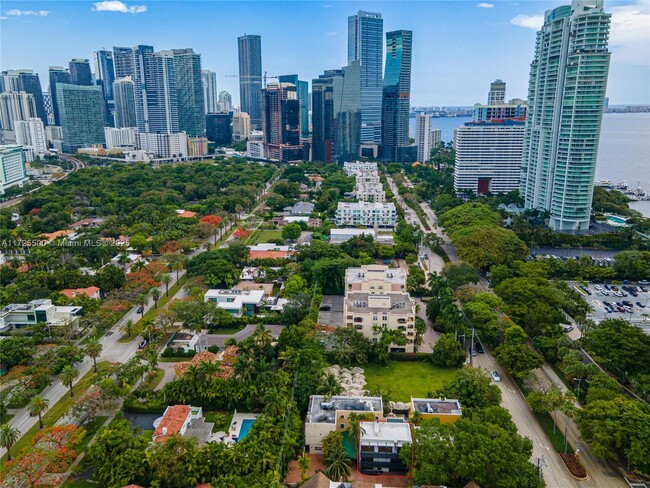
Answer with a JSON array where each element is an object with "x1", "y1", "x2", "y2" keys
[
  {"x1": 161, "y1": 274, "x2": 171, "y2": 297},
  {"x1": 262, "y1": 388, "x2": 285, "y2": 418},
  {"x1": 0, "y1": 423, "x2": 20, "y2": 461},
  {"x1": 85, "y1": 338, "x2": 103, "y2": 373},
  {"x1": 60, "y1": 365, "x2": 80, "y2": 397},
  {"x1": 252, "y1": 324, "x2": 273, "y2": 351},
  {"x1": 320, "y1": 373, "x2": 342, "y2": 399},
  {"x1": 28, "y1": 394, "x2": 50, "y2": 429},
  {"x1": 235, "y1": 204, "x2": 244, "y2": 222},
  {"x1": 151, "y1": 288, "x2": 162, "y2": 309},
  {"x1": 324, "y1": 447, "x2": 351, "y2": 482},
  {"x1": 297, "y1": 453, "x2": 311, "y2": 482},
  {"x1": 120, "y1": 319, "x2": 135, "y2": 338},
  {"x1": 136, "y1": 292, "x2": 149, "y2": 317}
]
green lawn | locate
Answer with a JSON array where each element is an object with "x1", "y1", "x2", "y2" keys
[
  {"x1": 246, "y1": 229, "x2": 283, "y2": 245},
  {"x1": 1, "y1": 362, "x2": 110, "y2": 463},
  {"x1": 210, "y1": 327, "x2": 244, "y2": 335},
  {"x1": 535, "y1": 412, "x2": 572, "y2": 453},
  {"x1": 203, "y1": 410, "x2": 233, "y2": 432},
  {"x1": 364, "y1": 362, "x2": 459, "y2": 402},
  {"x1": 76, "y1": 416, "x2": 108, "y2": 452},
  {"x1": 138, "y1": 368, "x2": 165, "y2": 392},
  {"x1": 118, "y1": 275, "x2": 187, "y2": 343}
]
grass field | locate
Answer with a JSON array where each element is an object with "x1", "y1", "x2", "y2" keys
[
  {"x1": 364, "y1": 362, "x2": 459, "y2": 402},
  {"x1": 1, "y1": 362, "x2": 109, "y2": 463},
  {"x1": 203, "y1": 410, "x2": 234, "y2": 432},
  {"x1": 535, "y1": 412, "x2": 572, "y2": 453},
  {"x1": 247, "y1": 229, "x2": 283, "y2": 245}
]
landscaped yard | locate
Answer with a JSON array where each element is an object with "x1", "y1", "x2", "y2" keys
[
  {"x1": 203, "y1": 410, "x2": 233, "y2": 432},
  {"x1": 364, "y1": 361, "x2": 459, "y2": 401},
  {"x1": 246, "y1": 229, "x2": 283, "y2": 245}
]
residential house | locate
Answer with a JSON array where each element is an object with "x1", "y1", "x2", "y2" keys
[
  {"x1": 330, "y1": 228, "x2": 394, "y2": 245},
  {"x1": 0, "y1": 299, "x2": 82, "y2": 332},
  {"x1": 248, "y1": 243, "x2": 298, "y2": 260},
  {"x1": 68, "y1": 217, "x2": 105, "y2": 230},
  {"x1": 204, "y1": 288, "x2": 265, "y2": 317},
  {"x1": 60, "y1": 286, "x2": 101, "y2": 300},
  {"x1": 358, "y1": 421, "x2": 413, "y2": 474},
  {"x1": 152, "y1": 405, "x2": 214, "y2": 447},
  {"x1": 410, "y1": 397, "x2": 462, "y2": 424}
]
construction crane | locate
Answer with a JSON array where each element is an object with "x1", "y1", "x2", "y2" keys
[{"x1": 224, "y1": 71, "x2": 279, "y2": 89}]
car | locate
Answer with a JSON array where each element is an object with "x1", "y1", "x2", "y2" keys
[
  {"x1": 475, "y1": 342, "x2": 485, "y2": 354},
  {"x1": 563, "y1": 325, "x2": 574, "y2": 333},
  {"x1": 617, "y1": 306, "x2": 625, "y2": 313},
  {"x1": 136, "y1": 305, "x2": 144, "y2": 314},
  {"x1": 594, "y1": 285, "x2": 602, "y2": 291},
  {"x1": 624, "y1": 307, "x2": 633, "y2": 313},
  {"x1": 605, "y1": 307, "x2": 613, "y2": 313},
  {"x1": 630, "y1": 290, "x2": 638, "y2": 297},
  {"x1": 636, "y1": 302, "x2": 646, "y2": 308},
  {"x1": 623, "y1": 280, "x2": 631, "y2": 285},
  {"x1": 491, "y1": 370, "x2": 501, "y2": 382},
  {"x1": 614, "y1": 291, "x2": 624, "y2": 298},
  {"x1": 604, "y1": 284, "x2": 611, "y2": 290},
  {"x1": 138, "y1": 339, "x2": 147, "y2": 349},
  {"x1": 622, "y1": 300, "x2": 633, "y2": 307},
  {"x1": 638, "y1": 280, "x2": 649, "y2": 286},
  {"x1": 471, "y1": 347, "x2": 477, "y2": 357},
  {"x1": 319, "y1": 305, "x2": 331, "y2": 312},
  {"x1": 601, "y1": 290, "x2": 610, "y2": 296},
  {"x1": 611, "y1": 286, "x2": 619, "y2": 291}
]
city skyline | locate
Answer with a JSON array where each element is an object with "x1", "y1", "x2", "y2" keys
[{"x1": 1, "y1": 1, "x2": 648, "y2": 106}]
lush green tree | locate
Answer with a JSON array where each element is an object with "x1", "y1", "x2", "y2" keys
[
  {"x1": 282, "y1": 223, "x2": 302, "y2": 242},
  {"x1": 60, "y1": 364, "x2": 80, "y2": 397},
  {"x1": 613, "y1": 250, "x2": 650, "y2": 280},
  {"x1": 331, "y1": 327, "x2": 372, "y2": 366},
  {"x1": 504, "y1": 324, "x2": 528, "y2": 346},
  {"x1": 85, "y1": 337, "x2": 103, "y2": 373},
  {"x1": 455, "y1": 227, "x2": 529, "y2": 271},
  {"x1": 441, "y1": 261, "x2": 479, "y2": 289},
  {"x1": 0, "y1": 336, "x2": 36, "y2": 369},
  {"x1": 297, "y1": 453, "x2": 311, "y2": 481},
  {"x1": 324, "y1": 446, "x2": 352, "y2": 482},
  {"x1": 284, "y1": 275, "x2": 307, "y2": 297},
  {"x1": 120, "y1": 319, "x2": 135, "y2": 338},
  {"x1": 88, "y1": 417, "x2": 149, "y2": 487},
  {"x1": 440, "y1": 367, "x2": 502, "y2": 410},
  {"x1": 493, "y1": 344, "x2": 543, "y2": 380},
  {"x1": 146, "y1": 434, "x2": 201, "y2": 487},
  {"x1": 282, "y1": 292, "x2": 312, "y2": 325},
  {"x1": 407, "y1": 264, "x2": 427, "y2": 295},
  {"x1": 431, "y1": 333, "x2": 466, "y2": 368},
  {"x1": 319, "y1": 372, "x2": 343, "y2": 398},
  {"x1": 0, "y1": 423, "x2": 20, "y2": 461},
  {"x1": 439, "y1": 202, "x2": 501, "y2": 237},
  {"x1": 28, "y1": 394, "x2": 50, "y2": 429},
  {"x1": 321, "y1": 430, "x2": 344, "y2": 459}
]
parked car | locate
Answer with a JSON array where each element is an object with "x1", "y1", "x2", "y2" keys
[
  {"x1": 138, "y1": 339, "x2": 147, "y2": 349},
  {"x1": 563, "y1": 325, "x2": 574, "y2": 333},
  {"x1": 136, "y1": 305, "x2": 144, "y2": 314},
  {"x1": 491, "y1": 370, "x2": 501, "y2": 382},
  {"x1": 601, "y1": 290, "x2": 610, "y2": 296},
  {"x1": 636, "y1": 302, "x2": 646, "y2": 308},
  {"x1": 475, "y1": 342, "x2": 485, "y2": 354}
]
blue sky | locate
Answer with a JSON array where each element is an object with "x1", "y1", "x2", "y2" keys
[{"x1": 1, "y1": 0, "x2": 649, "y2": 105}]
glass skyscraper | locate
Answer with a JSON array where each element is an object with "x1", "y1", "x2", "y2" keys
[
  {"x1": 1, "y1": 70, "x2": 47, "y2": 124},
  {"x1": 381, "y1": 30, "x2": 413, "y2": 161},
  {"x1": 113, "y1": 47, "x2": 135, "y2": 79},
  {"x1": 202, "y1": 70, "x2": 218, "y2": 114},
  {"x1": 69, "y1": 59, "x2": 92, "y2": 86},
  {"x1": 94, "y1": 50, "x2": 115, "y2": 101},
  {"x1": 520, "y1": 0, "x2": 611, "y2": 232},
  {"x1": 147, "y1": 51, "x2": 178, "y2": 134},
  {"x1": 348, "y1": 10, "x2": 383, "y2": 145},
  {"x1": 48, "y1": 66, "x2": 71, "y2": 125},
  {"x1": 55, "y1": 83, "x2": 105, "y2": 152},
  {"x1": 238, "y1": 35, "x2": 262, "y2": 129},
  {"x1": 113, "y1": 77, "x2": 137, "y2": 128},
  {"x1": 278, "y1": 74, "x2": 309, "y2": 138},
  {"x1": 173, "y1": 49, "x2": 205, "y2": 136}
]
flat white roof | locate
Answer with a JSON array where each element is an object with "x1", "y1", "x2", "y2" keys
[
  {"x1": 346, "y1": 265, "x2": 406, "y2": 284},
  {"x1": 359, "y1": 421, "x2": 412, "y2": 444}
]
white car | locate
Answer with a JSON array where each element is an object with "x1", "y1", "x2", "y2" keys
[
  {"x1": 594, "y1": 285, "x2": 602, "y2": 291},
  {"x1": 491, "y1": 370, "x2": 501, "y2": 382},
  {"x1": 601, "y1": 290, "x2": 610, "y2": 296}
]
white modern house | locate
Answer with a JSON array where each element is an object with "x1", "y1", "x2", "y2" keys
[
  {"x1": 204, "y1": 289, "x2": 265, "y2": 317},
  {"x1": 0, "y1": 299, "x2": 82, "y2": 333}
]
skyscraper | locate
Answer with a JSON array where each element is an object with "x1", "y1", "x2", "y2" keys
[
  {"x1": 238, "y1": 35, "x2": 262, "y2": 129},
  {"x1": 520, "y1": 0, "x2": 611, "y2": 232},
  {"x1": 55, "y1": 83, "x2": 105, "y2": 152},
  {"x1": 261, "y1": 82, "x2": 304, "y2": 161},
  {"x1": 113, "y1": 77, "x2": 137, "y2": 128},
  {"x1": 218, "y1": 90, "x2": 232, "y2": 112},
  {"x1": 48, "y1": 66, "x2": 71, "y2": 125},
  {"x1": 206, "y1": 113, "x2": 233, "y2": 144},
  {"x1": 0, "y1": 92, "x2": 37, "y2": 133},
  {"x1": 381, "y1": 30, "x2": 413, "y2": 162},
  {"x1": 202, "y1": 70, "x2": 218, "y2": 114},
  {"x1": 1, "y1": 70, "x2": 47, "y2": 124},
  {"x1": 348, "y1": 11, "x2": 383, "y2": 144},
  {"x1": 278, "y1": 75, "x2": 309, "y2": 138},
  {"x1": 113, "y1": 47, "x2": 135, "y2": 79},
  {"x1": 94, "y1": 50, "x2": 116, "y2": 126},
  {"x1": 311, "y1": 70, "x2": 338, "y2": 163},
  {"x1": 69, "y1": 58, "x2": 93, "y2": 86},
  {"x1": 147, "y1": 51, "x2": 178, "y2": 134},
  {"x1": 232, "y1": 112, "x2": 250, "y2": 142},
  {"x1": 415, "y1": 113, "x2": 433, "y2": 162},
  {"x1": 15, "y1": 118, "x2": 48, "y2": 157},
  {"x1": 488, "y1": 79, "x2": 506, "y2": 105},
  {"x1": 131, "y1": 45, "x2": 154, "y2": 132},
  {"x1": 0, "y1": 145, "x2": 28, "y2": 195},
  {"x1": 173, "y1": 49, "x2": 204, "y2": 136}
]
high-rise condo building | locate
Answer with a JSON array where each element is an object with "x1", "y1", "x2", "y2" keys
[
  {"x1": 206, "y1": 112, "x2": 233, "y2": 145},
  {"x1": 147, "y1": 50, "x2": 178, "y2": 134},
  {"x1": 261, "y1": 82, "x2": 305, "y2": 161},
  {"x1": 278, "y1": 74, "x2": 309, "y2": 138},
  {"x1": 113, "y1": 77, "x2": 137, "y2": 128},
  {"x1": 15, "y1": 118, "x2": 48, "y2": 158},
  {"x1": 48, "y1": 66, "x2": 72, "y2": 125},
  {"x1": 415, "y1": 112, "x2": 441, "y2": 162},
  {"x1": 311, "y1": 70, "x2": 338, "y2": 163},
  {"x1": 0, "y1": 92, "x2": 37, "y2": 133},
  {"x1": 202, "y1": 70, "x2": 218, "y2": 114},
  {"x1": 488, "y1": 79, "x2": 506, "y2": 105},
  {"x1": 0, "y1": 145, "x2": 28, "y2": 195},
  {"x1": 173, "y1": 49, "x2": 204, "y2": 136},
  {"x1": 1, "y1": 70, "x2": 47, "y2": 124},
  {"x1": 520, "y1": 0, "x2": 611, "y2": 232},
  {"x1": 238, "y1": 35, "x2": 262, "y2": 129},
  {"x1": 381, "y1": 30, "x2": 413, "y2": 162},
  {"x1": 69, "y1": 59, "x2": 93, "y2": 86},
  {"x1": 348, "y1": 10, "x2": 383, "y2": 145},
  {"x1": 218, "y1": 90, "x2": 232, "y2": 112},
  {"x1": 55, "y1": 84, "x2": 106, "y2": 152},
  {"x1": 112, "y1": 47, "x2": 135, "y2": 79},
  {"x1": 232, "y1": 112, "x2": 250, "y2": 142},
  {"x1": 454, "y1": 120, "x2": 525, "y2": 195},
  {"x1": 94, "y1": 50, "x2": 116, "y2": 126},
  {"x1": 131, "y1": 45, "x2": 154, "y2": 132}
]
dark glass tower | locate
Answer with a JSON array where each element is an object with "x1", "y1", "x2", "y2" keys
[
  {"x1": 48, "y1": 66, "x2": 72, "y2": 125},
  {"x1": 55, "y1": 83, "x2": 105, "y2": 152},
  {"x1": 348, "y1": 10, "x2": 383, "y2": 145},
  {"x1": 261, "y1": 82, "x2": 304, "y2": 161},
  {"x1": 237, "y1": 35, "x2": 262, "y2": 129},
  {"x1": 381, "y1": 30, "x2": 413, "y2": 161},
  {"x1": 278, "y1": 74, "x2": 309, "y2": 138},
  {"x1": 113, "y1": 77, "x2": 137, "y2": 128},
  {"x1": 113, "y1": 47, "x2": 135, "y2": 79},
  {"x1": 173, "y1": 48, "x2": 205, "y2": 136},
  {"x1": 69, "y1": 59, "x2": 92, "y2": 86},
  {"x1": 311, "y1": 71, "x2": 338, "y2": 163}
]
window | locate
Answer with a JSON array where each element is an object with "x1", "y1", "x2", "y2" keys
[{"x1": 340, "y1": 423, "x2": 345, "y2": 429}]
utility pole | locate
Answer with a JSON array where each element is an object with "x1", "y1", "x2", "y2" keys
[
  {"x1": 470, "y1": 327, "x2": 475, "y2": 367},
  {"x1": 537, "y1": 455, "x2": 546, "y2": 482}
]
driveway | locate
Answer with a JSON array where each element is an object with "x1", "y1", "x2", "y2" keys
[
  {"x1": 203, "y1": 324, "x2": 284, "y2": 348},
  {"x1": 318, "y1": 295, "x2": 344, "y2": 327}
]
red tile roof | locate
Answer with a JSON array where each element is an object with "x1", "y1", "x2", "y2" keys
[
  {"x1": 152, "y1": 405, "x2": 191, "y2": 443},
  {"x1": 178, "y1": 210, "x2": 197, "y2": 218},
  {"x1": 249, "y1": 250, "x2": 293, "y2": 260},
  {"x1": 42, "y1": 230, "x2": 75, "y2": 241},
  {"x1": 60, "y1": 286, "x2": 100, "y2": 299}
]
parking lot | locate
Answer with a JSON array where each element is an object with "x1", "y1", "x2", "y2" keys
[
  {"x1": 579, "y1": 281, "x2": 650, "y2": 329},
  {"x1": 318, "y1": 295, "x2": 344, "y2": 327}
]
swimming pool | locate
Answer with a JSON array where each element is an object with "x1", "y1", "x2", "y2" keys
[{"x1": 238, "y1": 418, "x2": 257, "y2": 441}]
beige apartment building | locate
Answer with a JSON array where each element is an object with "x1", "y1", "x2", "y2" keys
[{"x1": 343, "y1": 265, "x2": 416, "y2": 353}]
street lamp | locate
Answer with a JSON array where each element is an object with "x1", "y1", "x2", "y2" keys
[{"x1": 537, "y1": 455, "x2": 547, "y2": 482}]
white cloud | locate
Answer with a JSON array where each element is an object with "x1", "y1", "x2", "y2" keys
[
  {"x1": 477, "y1": 3, "x2": 494, "y2": 8},
  {"x1": 510, "y1": 13, "x2": 544, "y2": 30},
  {"x1": 93, "y1": 1, "x2": 147, "y2": 14},
  {"x1": 609, "y1": 0, "x2": 650, "y2": 65},
  {"x1": 6, "y1": 9, "x2": 49, "y2": 16},
  {"x1": 326, "y1": 31, "x2": 338, "y2": 37}
]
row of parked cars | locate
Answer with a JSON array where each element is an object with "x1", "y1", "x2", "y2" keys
[
  {"x1": 602, "y1": 299, "x2": 646, "y2": 314},
  {"x1": 592, "y1": 283, "x2": 648, "y2": 298}
]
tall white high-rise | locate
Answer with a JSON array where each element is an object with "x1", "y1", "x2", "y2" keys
[
  {"x1": 0, "y1": 92, "x2": 37, "y2": 133},
  {"x1": 0, "y1": 145, "x2": 28, "y2": 195},
  {"x1": 15, "y1": 118, "x2": 47, "y2": 157},
  {"x1": 520, "y1": 0, "x2": 611, "y2": 232},
  {"x1": 201, "y1": 70, "x2": 218, "y2": 114},
  {"x1": 415, "y1": 113, "x2": 431, "y2": 162},
  {"x1": 113, "y1": 77, "x2": 137, "y2": 128},
  {"x1": 232, "y1": 112, "x2": 250, "y2": 142}
]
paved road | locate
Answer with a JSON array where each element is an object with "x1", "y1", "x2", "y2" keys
[
  {"x1": 202, "y1": 324, "x2": 284, "y2": 348},
  {"x1": 0, "y1": 170, "x2": 280, "y2": 458}
]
